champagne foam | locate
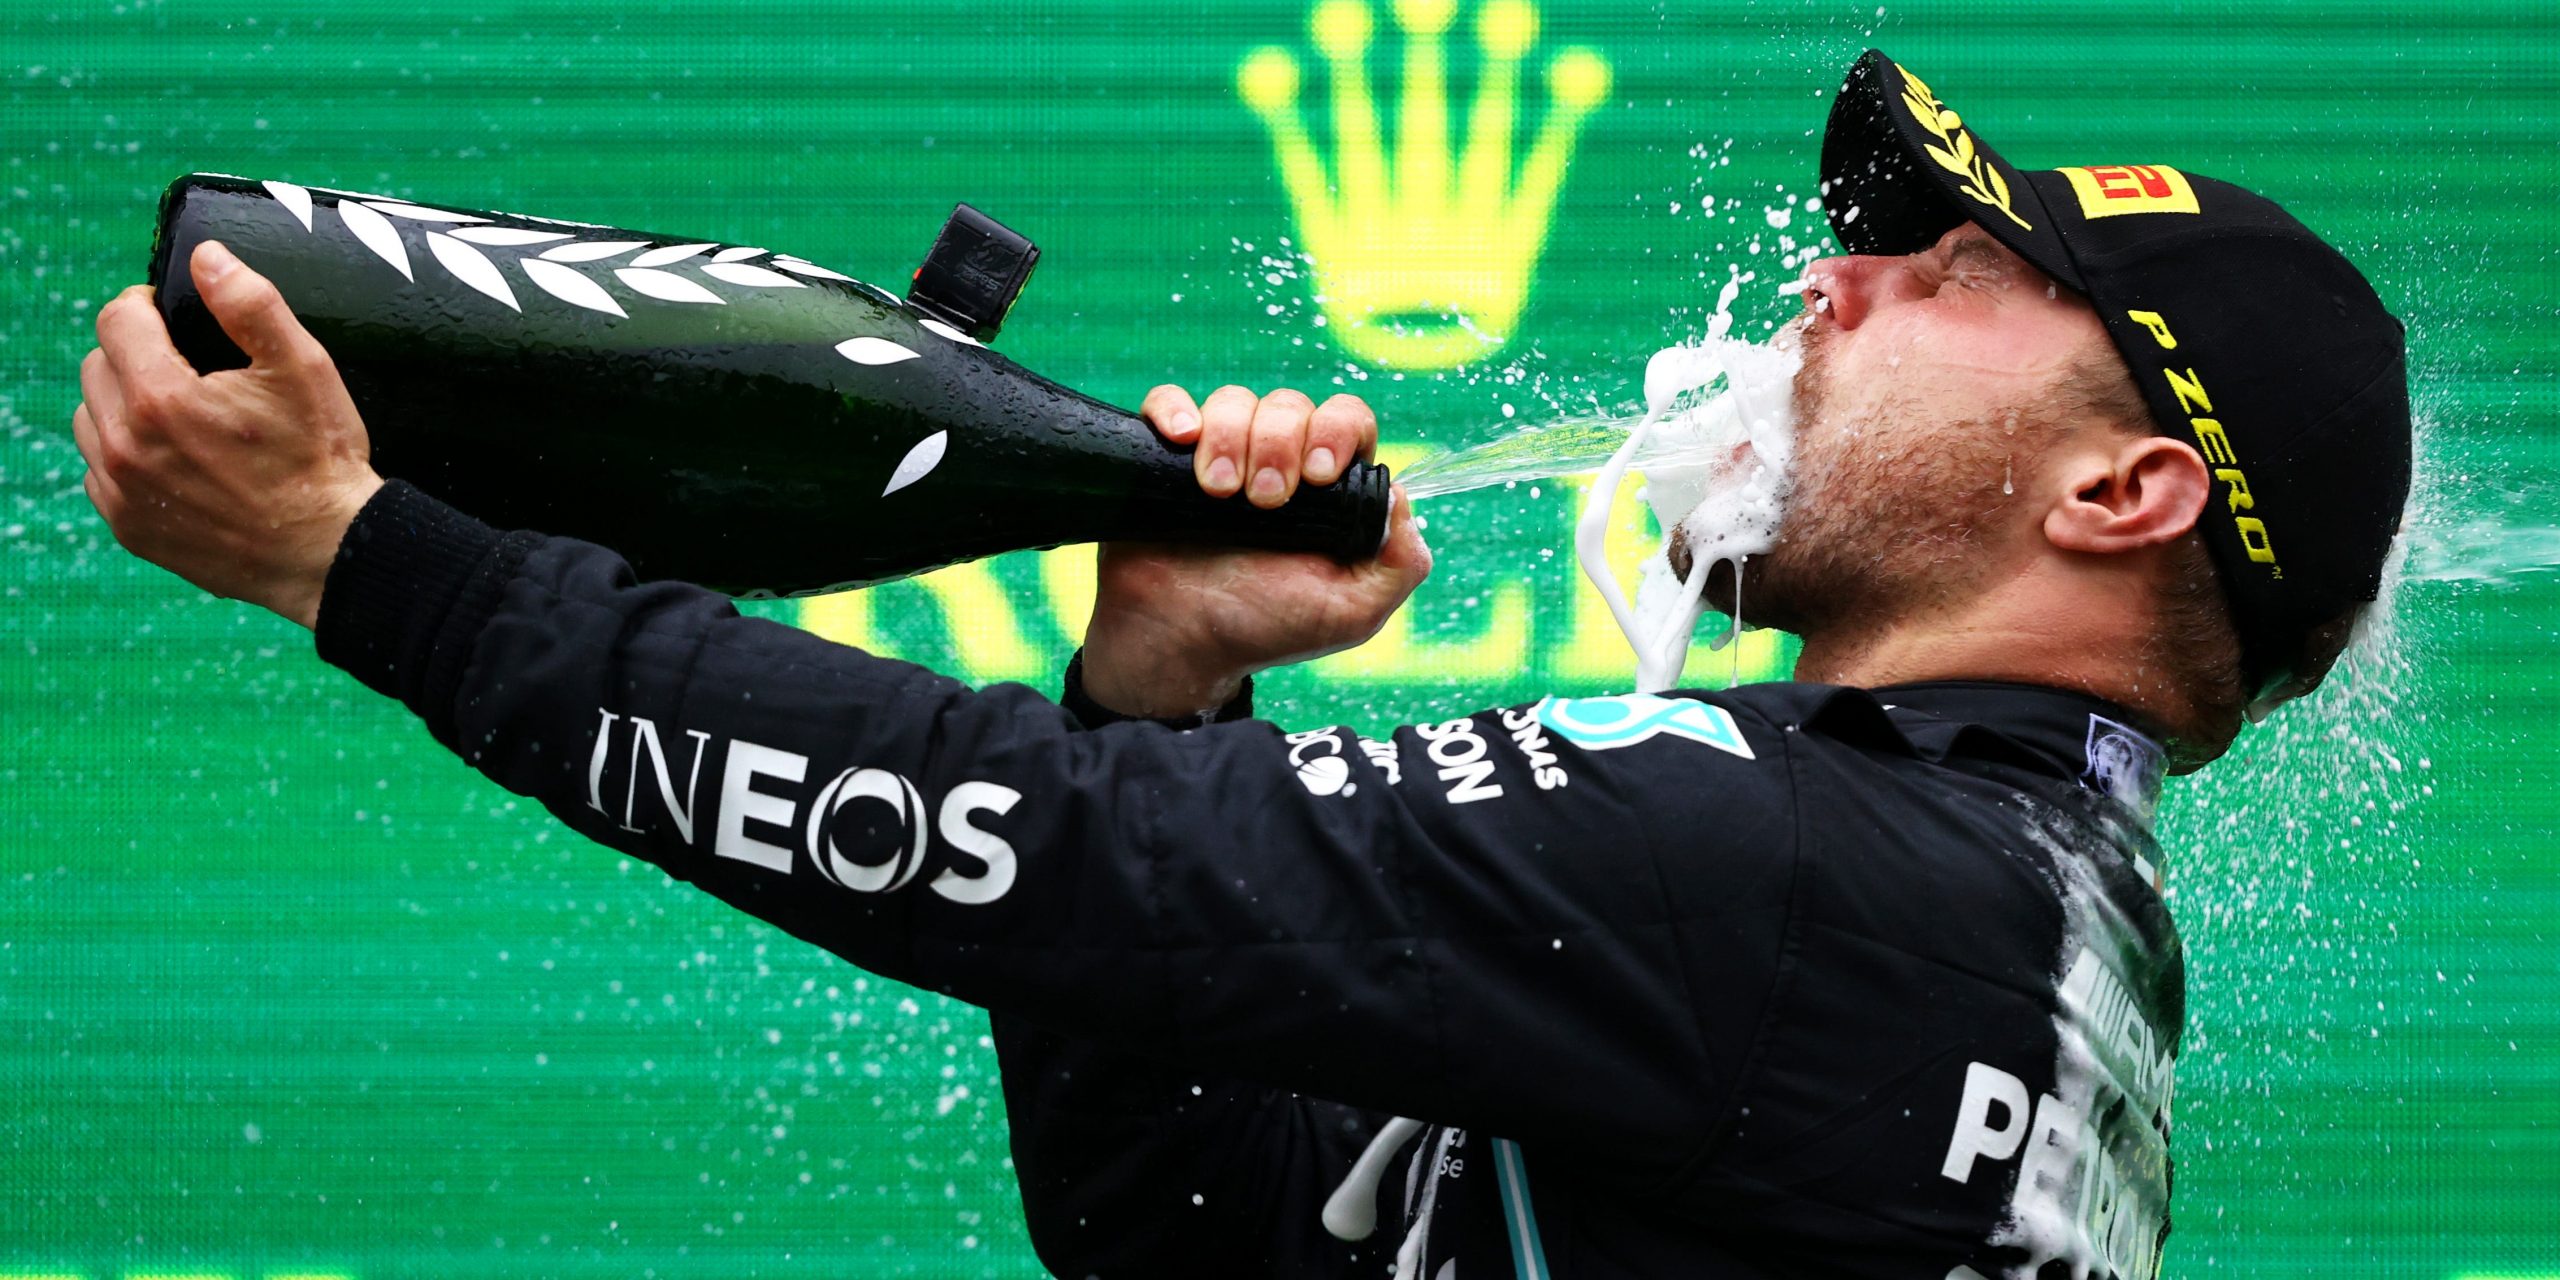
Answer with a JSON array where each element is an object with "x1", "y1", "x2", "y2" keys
[{"x1": 1577, "y1": 330, "x2": 1803, "y2": 692}]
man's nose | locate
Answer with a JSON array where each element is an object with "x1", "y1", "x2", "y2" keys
[{"x1": 1802, "y1": 253, "x2": 1930, "y2": 331}]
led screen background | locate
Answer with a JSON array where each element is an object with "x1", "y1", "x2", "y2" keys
[{"x1": 2, "y1": 2, "x2": 2553, "y2": 1276}]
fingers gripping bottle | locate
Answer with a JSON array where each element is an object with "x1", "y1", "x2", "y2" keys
[{"x1": 146, "y1": 173, "x2": 1392, "y2": 596}]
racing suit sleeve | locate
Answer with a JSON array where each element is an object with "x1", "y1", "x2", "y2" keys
[
  {"x1": 314, "y1": 480, "x2": 1797, "y2": 1173},
  {"x1": 989, "y1": 665, "x2": 1397, "y2": 1277}
]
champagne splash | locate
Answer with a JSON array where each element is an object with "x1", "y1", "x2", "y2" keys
[
  {"x1": 1395, "y1": 413, "x2": 1662, "y2": 500},
  {"x1": 1576, "y1": 331, "x2": 1803, "y2": 693},
  {"x1": 2397, "y1": 513, "x2": 2560, "y2": 586}
]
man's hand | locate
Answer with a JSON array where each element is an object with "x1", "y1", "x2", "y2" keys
[
  {"x1": 73, "y1": 240, "x2": 384, "y2": 630},
  {"x1": 1079, "y1": 385, "x2": 1431, "y2": 718}
]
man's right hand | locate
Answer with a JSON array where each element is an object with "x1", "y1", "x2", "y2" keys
[{"x1": 1077, "y1": 384, "x2": 1432, "y2": 719}]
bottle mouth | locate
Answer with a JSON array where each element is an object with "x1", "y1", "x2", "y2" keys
[{"x1": 1335, "y1": 459, "x2": 1396, "y2": 560}]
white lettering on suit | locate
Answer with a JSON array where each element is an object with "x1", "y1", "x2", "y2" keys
[{"x1": 586, "y1": 708, "x2": 1024, "y2": 905}]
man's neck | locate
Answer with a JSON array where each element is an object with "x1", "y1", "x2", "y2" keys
[{"x1": 1789, "y1": 561, "x2": 2183, "y2": 728}]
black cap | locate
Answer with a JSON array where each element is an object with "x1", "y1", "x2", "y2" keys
[
  {"x1": 1818, "y1": 49, "x2": 2411, "y2": 707},
  {"x1": 909, "y1": 203, "x2": 1041, "y2": 342}
]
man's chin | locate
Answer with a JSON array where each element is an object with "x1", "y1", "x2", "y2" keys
[{"x1": 1672, "y1": 549, "x2": 1801, "y2": 635}]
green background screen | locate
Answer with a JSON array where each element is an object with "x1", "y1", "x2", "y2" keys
[{"x1": 3, "y1": 2, "x2": 2553, "y2": 1276}]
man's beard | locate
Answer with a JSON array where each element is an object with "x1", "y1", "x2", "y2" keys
[{"x1": 1685, "y1": 321, "x2": 2029, "y2": 639}]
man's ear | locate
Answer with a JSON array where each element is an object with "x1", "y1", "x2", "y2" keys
[{"x1": 2044, "y1": 435, "x2": 2210, "y2": 554}]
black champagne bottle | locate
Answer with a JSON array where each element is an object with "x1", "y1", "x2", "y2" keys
[{"x1": 145, "y1": 173, "x2": 1391, "y2": 596}]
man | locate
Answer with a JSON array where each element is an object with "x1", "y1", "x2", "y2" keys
[{"x1": 73, "y1": 50, "x2": 2406, "y2": 1280}]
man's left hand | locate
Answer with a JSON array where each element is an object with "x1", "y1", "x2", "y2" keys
[{"x1": 74, "y1": 240, "x2": 383, "y2": 630}]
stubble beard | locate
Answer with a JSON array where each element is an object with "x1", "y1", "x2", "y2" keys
[{"x1": 1712, "y1": 321, "x2": 2028, "y2": 641}]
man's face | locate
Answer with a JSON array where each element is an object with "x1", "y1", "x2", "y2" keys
[{"x1": 1708, "y1": 223, "x2": 2120, "y2": 635}]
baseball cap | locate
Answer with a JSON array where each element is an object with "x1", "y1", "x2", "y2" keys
[{"x1": 1817, "y1": 49, "x2": 2412, "y2": 710}]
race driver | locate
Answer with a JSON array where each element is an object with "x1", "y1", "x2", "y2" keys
[{"x1": 72, "y1": 49, "x2": 2409, "y2": 1280}]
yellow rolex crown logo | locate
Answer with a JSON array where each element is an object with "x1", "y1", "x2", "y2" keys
[{"x1": 1238, "y1": 0, "x2": 1610, "y2": 370}]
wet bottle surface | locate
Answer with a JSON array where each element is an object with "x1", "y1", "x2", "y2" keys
[{"x1": 147, "y1": 173, "x2": 1391, "y2": 596}]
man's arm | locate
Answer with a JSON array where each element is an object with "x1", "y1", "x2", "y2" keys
[
  {"x1": 988, "y1": 667, "x2": 1402, "y2": 1278},
  {"x1": 305, "y1": 479, "x2": 1758, "y2": 1151},
  {"x1": 73, "y1": 249, "x2": 1795, "y2": 1173},
  {"x1": 979, "y1": 375, "x2": 1431, "y2": 1277}
]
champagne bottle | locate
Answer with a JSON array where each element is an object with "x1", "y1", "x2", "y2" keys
[{"x1": 145, "y1": 173, "x2": 1392, "y2": 596}]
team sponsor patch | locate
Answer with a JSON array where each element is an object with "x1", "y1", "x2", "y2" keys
[
  {"x1": 2058, "y1": 164, "x2": 2200, "y2": 219},
  {"x1": 1498, "y1": 706, "x2": 1571, "y2": 791},
  {"x1": 2080, "y1": 715, "x2": 2165, "y2": 814},
  {"x1": 1415, "y1": 718, "x2": 1506, "y2": 805},
  {"x1": 1283, "y1": 727, "x2": 1401, "y2": 797},
  {"x1": 1534, "y1": 694, "x2": 1754, "y2": 760},
  {"x1": 1284, "y1": 728, "x2": 1358, "y2": 797},
  {"x1": 585, "y1": 709, "x2": 1023, "y2": 905}
]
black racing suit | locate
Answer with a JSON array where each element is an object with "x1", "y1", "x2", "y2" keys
[{"x1": 316, "y1": 481, "x2": 2187, "y2": 1280}]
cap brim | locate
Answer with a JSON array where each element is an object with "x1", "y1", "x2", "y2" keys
[{"x1": 1820, "y1": 50, "x2": 2081, "y2": 292}]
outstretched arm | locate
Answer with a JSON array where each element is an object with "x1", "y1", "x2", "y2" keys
[
  {"x1": 73, "y1": 248, "x2": 1780, "y2": 1168},
  {"x1": 74, "y1": 241, "x2": 381, "y2": 629}
]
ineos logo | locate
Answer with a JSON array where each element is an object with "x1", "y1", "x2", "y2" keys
[
  {"x1": 582, "y1": 711, "x2": 1025, "y2": 907},
  {"x1": 807, "y1": 768, "x2": 932, "y2": 894},
  {"x1": 801, "y1": 767, "x2": 1024, "y2": 905}
]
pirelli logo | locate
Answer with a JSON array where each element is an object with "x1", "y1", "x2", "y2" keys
[
  {"x1": 2126, "y1": 308, "x2": 2280, "y2": 578},
  {"x1": 2061, "y1": 164, "x2": 2200, "y2": 219}
]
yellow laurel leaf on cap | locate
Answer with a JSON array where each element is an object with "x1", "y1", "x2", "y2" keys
[
  {"x1": 1979, "y1": 162, "x2": 2011, "y2": 206},
  {"x1": 1924, "y1": 144, "x2": 1967, "y2": 174}
]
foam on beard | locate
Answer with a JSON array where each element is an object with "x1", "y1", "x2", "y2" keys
[{"x1": 1574, "y1": 330, "x2": 1802, "y2": 693}]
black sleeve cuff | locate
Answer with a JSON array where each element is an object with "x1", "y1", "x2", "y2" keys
[
  {"x1": 1058, "y1": 650, "x2": 1253, "y2": 731},
  {"x1": 313, "y1": 479, "x2": 541, "y2": 728}
]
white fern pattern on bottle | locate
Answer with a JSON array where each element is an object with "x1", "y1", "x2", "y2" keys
[
  {"x1": 449, "y1": 226, "x2": 574, "y2": 247},
  {"x1": 518, "y1": 258, "x2": 627, "y2": 318},
  {"x1": 702, "y1": 262, "x2": 804, "y2": 290},
  {"x1": 536, "y1": 240, "x2": 649, "y2": 264},
  {"x1": 252, "y1": 179, "x2": 957, "y2": 496},
  {"x1": 630, "y1": 242, "x2": 718, "y2": 268},
  {"x1": 262, "y1": 179, "x2": 315, "y2": 231},
  {"x1": 836, "y1": 336, "x2": 921, "y2": 366},
  {"x1": 261, "y1": 183, "x2": 912, "y2": 324},
  {"x1": 882, "y1": 430, "x2": 949, "y2": 497},
  {"x1": 426, "y1": 232, "x2": 520, "y2": 311},
  {"x1": 334, "y1": 198, "x2": 411, "y2": 281},
  {"x1": 365, "y1": 201, "x2": 489, "y2": 225},
  {"x1": 615, "y1": 267, "x2": 724, "y2": 305},
  {"x1": 770, "y1": 257, "x2": 859, "y2": 283}
]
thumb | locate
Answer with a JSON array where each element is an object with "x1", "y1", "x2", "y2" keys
[
  {"x1": 1372, "y1": 486, "x2": 1432, "y2": 587},
  {"x1": 193, "y1": 240, "x2": 322, "y2": 370}
]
